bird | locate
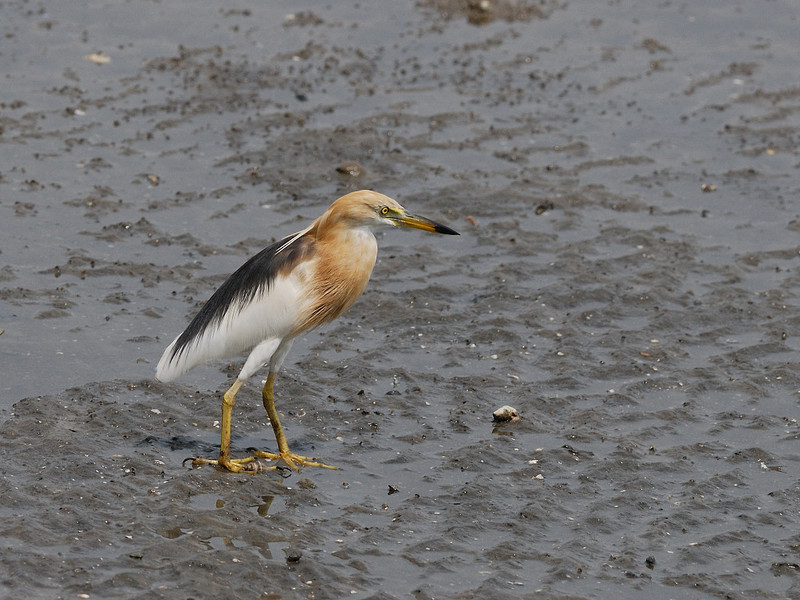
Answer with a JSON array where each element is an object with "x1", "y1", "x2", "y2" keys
[{"x1": 156, "y1": 190, "x2": 459, "y2": 473}]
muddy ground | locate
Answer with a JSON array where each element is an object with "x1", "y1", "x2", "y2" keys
[{"x1": 1, "y1": 1, "x2": 799, "y2": 598}]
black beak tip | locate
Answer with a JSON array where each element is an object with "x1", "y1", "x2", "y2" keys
[{"x1": 435, "y1": 223, "x2": 460, "y2": 235}]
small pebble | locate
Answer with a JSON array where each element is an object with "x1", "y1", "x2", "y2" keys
[
  {"x1": 286, "y1": 549, "x2": 302, "y2": 563},
  {"x1": 335, "y1": 161, "x2": 365, "y2": 177},
  {"x1": 86, "y1": 52, "x2": 111, "y2": 65},
  {"x1": 492, "y1": 405, "x2": 521, "y2": 423}
]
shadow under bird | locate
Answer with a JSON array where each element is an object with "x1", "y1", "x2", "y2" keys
[{"x1": 156, "y1": 190, "x2": 459, "y2": 473}]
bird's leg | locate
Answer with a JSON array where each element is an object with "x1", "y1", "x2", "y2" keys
[
  {"x1": 253, "y1": 371, "x2": 338, "y2": 470},
  {"x1": 218, "y1": 379, "x2": 243, "y2": 469},
  {"x1": 188, "y1": 379, "x2": 263, "y2": 473}
]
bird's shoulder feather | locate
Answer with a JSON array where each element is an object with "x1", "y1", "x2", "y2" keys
[{"x1": 166, "y1": 231, "x2": 315, "y2": 364}]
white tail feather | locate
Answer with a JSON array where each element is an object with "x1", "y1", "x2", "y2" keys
[{"x1": 155, "y1": 336, "x2": 193, "y2": 382}]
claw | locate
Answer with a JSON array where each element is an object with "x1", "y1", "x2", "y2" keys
[{"x1": 253, "y1": 449, "x2": 339, "y2": 471}]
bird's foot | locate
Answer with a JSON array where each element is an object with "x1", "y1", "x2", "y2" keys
[
  {"x1": 253, "y1": 449, "x2": 339, "y2": 471},
  {"x1": 183, "y1": 455, "x2": 277, "y2": 474},
  {"x1": 183, "y1": 451, "x2": 338, "y2": 473}
]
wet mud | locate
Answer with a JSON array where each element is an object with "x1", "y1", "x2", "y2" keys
[{"x1": 2, "y1": 1, "x2": 799, "y2": 598}]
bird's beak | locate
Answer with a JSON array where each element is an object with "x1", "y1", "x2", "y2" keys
[{"x1": 394, "y1": 211, "x2": 460, "y2": 235}]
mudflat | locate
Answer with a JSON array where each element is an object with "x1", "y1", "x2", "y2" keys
[{"x1": 1, "y1": 2, "x2": 799, "y2": 598}]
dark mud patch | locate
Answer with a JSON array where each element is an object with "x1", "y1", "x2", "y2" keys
[{"x1": 2, "y1": 354, "x2": 800, "y2": 599}]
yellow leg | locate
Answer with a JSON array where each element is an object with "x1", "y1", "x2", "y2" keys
[
  {"x1": 253, "y1": 372, "x2": 338, "y2": 470},
  {"x1": 219, "y1": 379, "x2": 242, "y2": 467},
  {"x1": 188, "y1": 379, "x2": 265, "y2": 473},
  {"x1": 187, "y1": 375, "x2": 337, "y2": 473}
]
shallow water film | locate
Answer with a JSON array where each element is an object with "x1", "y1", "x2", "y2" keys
[{"x1": 2, "y1": 1, "x2": 799, "y2": 598}]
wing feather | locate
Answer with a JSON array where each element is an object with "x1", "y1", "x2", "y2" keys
[{"x1": 155, "y1": 232, "x2": 314, "y2": 381}]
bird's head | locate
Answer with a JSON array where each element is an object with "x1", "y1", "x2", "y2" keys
[{"x1": 322, "y1": 190, "x2": 460, "y2": 236}]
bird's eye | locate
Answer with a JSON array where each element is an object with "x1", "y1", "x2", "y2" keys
[{"x1": 380, "y1": 206, "x2": 390, "y2": 216}]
